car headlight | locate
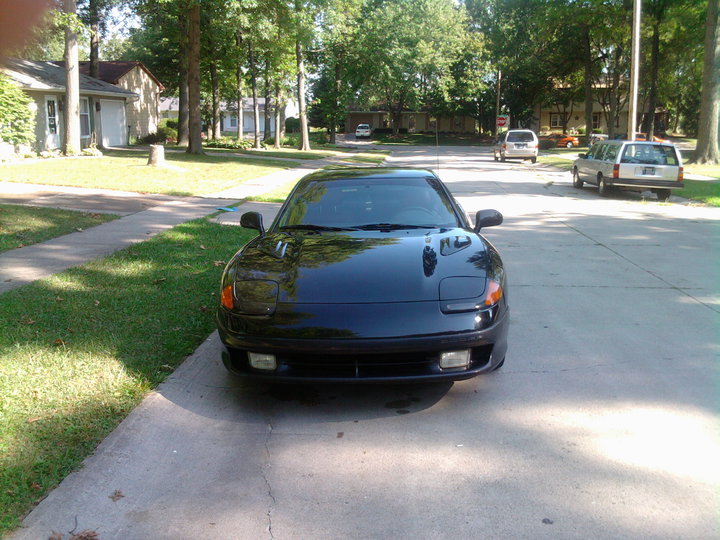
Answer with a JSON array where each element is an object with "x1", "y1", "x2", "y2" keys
[{"x1": 221, "y1": 279, "x2": 278, "y2": 316}]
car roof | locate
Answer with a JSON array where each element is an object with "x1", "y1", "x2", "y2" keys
[
  {"x1": 601, "y1": 139, "x2": 674, "y2": 147},
  {"x1": 299, "y1": 167, "x2": 438, "y2": 184}
]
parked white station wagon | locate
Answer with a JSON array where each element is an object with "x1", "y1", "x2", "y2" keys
[{"x1": 573, "y1": 140, "x2": 684, "y2": 201}]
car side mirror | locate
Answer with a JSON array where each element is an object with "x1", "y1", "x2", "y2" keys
[
  {"x1": 240, "y1": 211, "x2": 265, "y2": 236},
  {"x1": 474, "y1": 209, "x2": 503, "y2": 232},
  {"x1": 578, "y1": 153, "x2": 587, "y2": 159}
]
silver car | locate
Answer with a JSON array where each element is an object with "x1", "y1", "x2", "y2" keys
[
  {"x1": 493, "y1": 129, "x2": 539, "y2": 163},
  {"x1": 355, "y1": 124, "x2": 371, "y2": 139},
  {"x1": 573, "y1": 140, "x2": 683, "y2": 201}
]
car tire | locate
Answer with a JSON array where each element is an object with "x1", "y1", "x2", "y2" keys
[
  {"x1": 500, "y1": 153, "x2": 506, "y2": 162},
  {"x1": 572, "y1": 168, "x2": 583, "y2": 188},
  {"x1": 566, "y1": 141, "x2": 573, "y2": 148},
  {"x1": 492, "y1": 356, "x2": 505, "y2": 371},
  {"x1": 494, "y1": 152, "x2": 498, "y2": 162},
  {"x1": 531, "y1": 156, "x2": 537, "y2": 164},
  {"x1": 597, "y1": 174, "x2": 609, "y2": 197},
  {"x1": 654, "y1": 188, "x2": 671, "y2": 202}
]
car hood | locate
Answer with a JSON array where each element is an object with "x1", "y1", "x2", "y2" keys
[{"x1": 232, "y1": 229, "x2": 493, "y2": 304}]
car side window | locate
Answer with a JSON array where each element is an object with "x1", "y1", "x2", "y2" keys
[
  {"x1": 604, "y1": 145, "x2": 618, "y2": 162},
  {"x1": 589, "y1": 144, "x2": 605, "y2": 160}
]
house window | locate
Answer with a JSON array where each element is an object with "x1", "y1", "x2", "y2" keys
[
  {"x1": 550, "y1": 113, "x2": 565, "y2": 128},
  {"x1": 80, "y1": 98, "x2": 90, "y2": 138},
  {"x1": 592, "y1": 113, "x2": 601, "y2": 131},
  {"x1": 229, "y1": 115, "x2": 237, "y2": 128}
]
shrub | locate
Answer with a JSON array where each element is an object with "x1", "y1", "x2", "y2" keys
[
  {"x1": 139, "y1": 123, "x2": 178, "y2": 145},
  {"x1": 0, "y1": 74, "x2": 35, "y2": 147},
  {"x1": 204, "y1": 137, "x2": 254, "y2": 150},
  {"x1": 285, "y1": 117, "x2": 300, "y2": 133},
  {"x1": 160, "y1": 118, "x2": 178, "y2": 131}
]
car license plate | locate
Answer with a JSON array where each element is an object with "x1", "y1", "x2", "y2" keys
[
  {"x1": 516, "y1": 143, "x2": 526, "y2": 149},
  {"x1": 643, "y1": 167, "x2": 655, "y2": 175}
]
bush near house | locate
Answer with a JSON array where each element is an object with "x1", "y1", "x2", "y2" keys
[{"x1": 0, "y1": 74, "x2": 35, "y2": 148}]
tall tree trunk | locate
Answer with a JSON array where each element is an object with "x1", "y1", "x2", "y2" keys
[
  {"x1": 177, "y1": 10, "x2": 189, "y2": 146},
  {"x1": 695, "y1": 0, "x2": 720, "y2": 164},
  {"x1": 236, "y1": 31, "x2": 244, "y2": 142},
  {"x1": 63, "y1": 0, "x2": 81, "y2": 154},
  {"x1": 264, "y1": 58, "x2": 272, "y2": 140},
  {"x1": 274, "y1": 83, "x2": 282, "y2": 149},
  {"x1": 644, "y1": 20, "x2": 661, "y2": 137},
  {"x1": 210, "y1": 61, "x2": 220, "y2": 139},
  {"x1": 583, "y1": 24, "x2": 594, "y2": 139},
  {"x1": 89, "y1": 0, "x2": 99, "y2": 78},
  {"x1": 329, "y1": 60, "x2": 340, "y2": 144},
  {"x1": 296, "y1": 38, "x2": 310, "y2": 151},
  {"x1": 186, "y1": 2, "x2": 203, "y2": 154},
  {"x1": 248, "y1": 42, "x2": 261, "y2": 149},
  {"x1": 178, "y1": 69, "x2": 189, "y2": 146}
]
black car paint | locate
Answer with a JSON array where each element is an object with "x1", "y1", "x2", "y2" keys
[{"x1": 217, "y1": 168, "x2": 508, "y2": 382}]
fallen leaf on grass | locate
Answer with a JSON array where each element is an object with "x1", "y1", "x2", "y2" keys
[
  {"x1": 109, "y1": 489, "x2": 124, "y2": 502},
  {"x1": 199, "y1": 305, "x2": 209, "y2": 312},
  {"x1": 159, "y1": 364, "x2": 174, "y2": 372},
  {"x1": 153, "y1": 277, "x2": 167, "y2": 285},
  {"x1": 21, "y1": 317, "x2": 36, "y2": 325},
  {"x1": 213, "y1": 260, "x2": 225, "y2": 266},
  {"x1": 75, "y1": 228, "x2": 83, "y2": 232},
  {"x1": 199, "y1": 244, "x2": 207, "y2": 250},
  {"x1": 30, "y1": 482, "x2": 41, "y2": 490},
  {"x1": 27, "y1": 416, "x2": 42, "y2": 423},
  {"x1": 55, "y1": 296, "x2": 64, "y2": 302},
  {"x1": 94, "y1": 300, "x2": 100, "y2": 306},
  {"x1": 53, "y1": 338, "x2": 65, "y2": 346}
]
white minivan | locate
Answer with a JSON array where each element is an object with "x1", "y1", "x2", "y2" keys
[
  {"x1": 573, "y1": 140, "x2": 683, "y2": 201},
  {"x1": 493, "y1": 129, "x2": 539, "y2": 163}
]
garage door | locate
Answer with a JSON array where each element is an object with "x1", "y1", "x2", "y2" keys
[{"x1": 100, "y1": 100, "x2": 126, "y2": 147}]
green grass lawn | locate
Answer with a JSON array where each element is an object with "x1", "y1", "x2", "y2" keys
[
  {"x1": 0, "y1": 150, "x2": 299, "y2": 196},
  {"x1": 537, "y1": 153, "x2": 574, "y2": 170},
  {"x1": 201, "y1": 146, "x2": 337, "y2": 160},
  {"x1": 677, "y1": 180, "x2": 720, "y2": 206},
  {"x1": 0, "y1": 204, "x2": 118, "y2": 254},
  {"x1": 0, "y1": 217, "x2": 255, "y2": 535},
  {"x1": 336, "y1": 152, "x2": 389, "y2": 164}
]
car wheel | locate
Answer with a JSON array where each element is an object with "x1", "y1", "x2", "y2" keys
[
  {"x1": 492, "y1": 356, "x2": 505, "y2": 371},
  {"x1": 572, "y1": 168, "x2": 583, "y2": 188},
  {"x1": 654, "y1": 188, "x2": 671, "y2": 202},
  {"x1": 566, "y1": 141, "x2": 573, "y2": 148},
  {"x1": 531, "y1": 156, "x2": 537, "y2": 164},
  {"x1": 597, "y1": 174, "x2": 609, "y2": 197},
  {"x1": 500, "y1": 153, "x2": 506, "y2": 162},
  {"x1": 494, "y1": 152, "x2": 498, "y2": 162}
]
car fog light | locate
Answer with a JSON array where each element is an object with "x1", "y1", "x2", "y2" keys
[
  {"x1": 248, "y1": 352, "x2": 277, "y2": 371},
  {"x1": 439, "y1": 350, "x2": 471, "y2": 370}
]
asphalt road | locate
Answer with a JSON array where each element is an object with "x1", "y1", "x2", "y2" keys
[{"x1": 12, "y1": 147, "x2": 720, "y2": 539}]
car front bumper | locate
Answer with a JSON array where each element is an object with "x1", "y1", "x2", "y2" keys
[{"x1": 218, "y1": 309, "x2": 509, "y2": 383}]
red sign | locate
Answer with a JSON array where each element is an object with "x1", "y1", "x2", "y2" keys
[{"x1": 496, "y1": 116, "x2": 508, "y2": 127}]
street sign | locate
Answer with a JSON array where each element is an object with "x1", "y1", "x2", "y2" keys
[{"x1": 496, "y1": 115, "x2": 509, "y2": 128}]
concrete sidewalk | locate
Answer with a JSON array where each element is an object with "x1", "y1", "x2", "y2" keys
[{"x1": 0, "y1": 150, "x2": 361, "y2": 293}]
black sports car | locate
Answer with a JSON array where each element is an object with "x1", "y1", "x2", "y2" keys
[{"x1": 217, "y1": 168, "x2": 509, "y2": 382}]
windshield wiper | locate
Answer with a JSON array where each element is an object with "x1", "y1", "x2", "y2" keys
[
  {"x1": 279, "y1": 224, "x2": 357, "y2": 232},
  {"x1": 354, "y1": 223, "x2": 437, "y2": 231}
]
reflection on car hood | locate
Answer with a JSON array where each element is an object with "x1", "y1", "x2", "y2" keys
[{"x1": 233, "y1": 228, "x2": 492, "y2": 304}]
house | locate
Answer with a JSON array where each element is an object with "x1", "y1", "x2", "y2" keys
[
  {"x1": 345, "y1": 110, "x2": 477, "y2": 134},
  {"x1": 531, "y1": 102, "x2": 630, "y2": 136},
  {"x1": 159, "y1": 97, "x2": 299, "y2": 136},
  {"x1": 54, "y1": 61, "x2": 165, "y2": 141},
  {"x1": 1, "y1": 57, "x2": 138, "y2": 150}
]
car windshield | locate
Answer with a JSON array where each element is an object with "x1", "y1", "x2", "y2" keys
[
  {"x1": 506, "y1": 131, "x2": 535, "y2": 142},
  {"x1": 276, "y1": 176, "x2": 461, "y2": 230},
  {"x1": 620, "y1": 144, "x2": 678, "y2": 165}
]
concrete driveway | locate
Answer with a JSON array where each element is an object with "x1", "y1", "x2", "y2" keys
[{"x1": 12, "y1": 147, "x2": 719, "y2": 539}]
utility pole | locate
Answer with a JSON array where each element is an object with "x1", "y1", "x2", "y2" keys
[{"x1": 627, "y1": 0, "x2": 642, "y2": 140}]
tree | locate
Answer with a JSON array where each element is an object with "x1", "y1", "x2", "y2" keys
[
  {"x1": 695, "y1": 0, "x2": 719, "y2": 163},
  {"x1": 0, "y1": 74, "x2": 35, "y2": 147},
  {"x1": 63, "y1": 0, "x2": 82, "y2": 155},
  {"x1": 185, "y1": 1, "x2": 203, "y2": 154},
  {"x1": 358, "y1": 0, "x2": 468, "y2": 135}
]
